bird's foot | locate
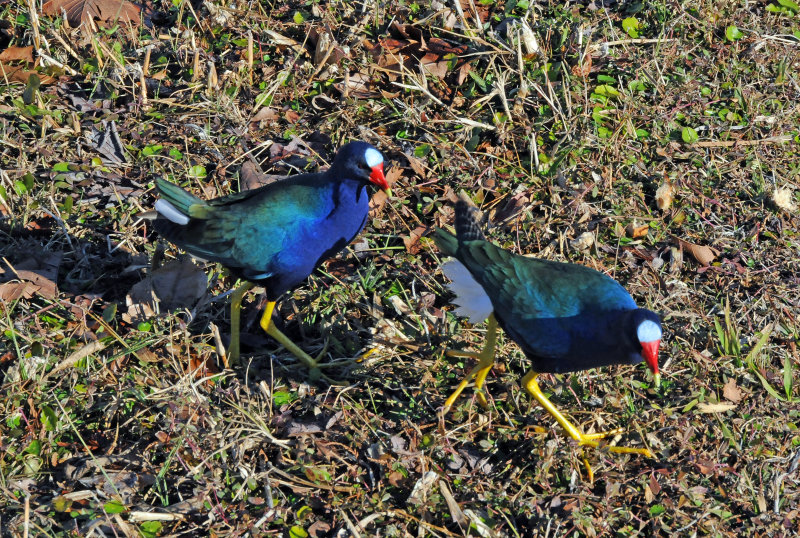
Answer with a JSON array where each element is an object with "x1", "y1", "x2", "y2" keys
[
  {"x1": 441, "y1": 315, "x2": 498, "y2": 416},
  {"x1": 262, "y1": 322, "x2": 351, "y2": 385},
  {"x1": 441, "y1": 347, "x2": 495, "y2": 414},
  {"x1": 576, "y1": 434, "x2": 655, "y2": 458},
  {"x1": 522, "y1": 371, "x2": 653, "y2": 461},
  {"x1": 580, "y1": 427, "x2": 625, "y2": 441},
  {"x1": 579, "y1": 441, "x2": 654, "y2": 483}
]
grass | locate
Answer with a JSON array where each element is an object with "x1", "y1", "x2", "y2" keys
[{"x1": 1, "y1": 0, "x2": 800, "y2": 535}]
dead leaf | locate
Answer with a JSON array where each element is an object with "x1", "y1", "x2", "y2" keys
[
  {"x1": 42, "y1": 0, "x2": 141, "y2": 27},
  {"x1": 0, "y1": 46, "x2": 34, "y2": 63},
  {"x1": 122, "y1": 296, "x2": 155, "y2": 324},
  {"x1": 128, "y1": 258, "x2": 207, "y2": 313},
  {"x1": 284, "y1": 109, "x2": 300, "y2": 123},
  {"x1": 405, "y1": 154, "x2": 426, "y2": 178},
  {"x1": 240, "y1": 161, "x2": 284, "y2": 191},
  {"x1": 696, "y1": 402, "x2": 736, "y2": 414},
  {"x1": 312, "y1": 30, "x2": 346, "y2": 68},
  {"x1": 644, "y1": 483, "x2": 654, "y2": 503},
  {"x1": 570, "y1": 231, "x2": 594, "y2": 251},
  {"x1": 264, "y1": 29, "x2": 306, "y2": 53},
  {"x1": 722, "y1": 378, "x2": 744, "y2": 403},
  {"x1": 572, "y1": 54, "x2": 592, "y2": 77},
  {"x1": 492, "y1": 191, "x2": 530, "y2": 223},
  {"x1": 189, "y1": 352, "x2": 220, "y2": 381},
  {"x1": 89, "y1": 120, "x2": 127, "y2": 164},
  {"x1": 0, "y1": 62, "x2": 49, "y2": 84},
  {"x1": 420, "y1": 54, "x2": 449, "y2": 79},
  {"x1": 626, "y1": 222, "x2": 650, "y2": 239},
  {"x1": 0, "y1": 281, "x2": 36, "y2": 301},
  {"x1": 0, "y1": 251, "x2": 62, "y2": 300},
  {"x1": 655, "y1": 181, "x2": 675, "y2": 210},
  {"x1": 649, "y1": 473, "x2": 661, "y2": 495},
  {"x1": 402, "y1": 225, "x2": 427, "y2": 254},
  {"x1": 250, "y1": 107, "x2": 279, "y2": 123},
  {"x1": 675, "y1": 237, "x2": 719, "y2": 267},
  {"x1": 407, "y1": 471, "x2": 438, "y2": 505},
  {"x1": 334, "y1": 71, "x2": 373, "y2": 97},
  {"x1": 308, "y1": 521, "x2": 332, "y2": 538}
]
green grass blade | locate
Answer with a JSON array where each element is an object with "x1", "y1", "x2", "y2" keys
[{"x1": 784, "y1": 354, "x2": 794, "y2": 401}]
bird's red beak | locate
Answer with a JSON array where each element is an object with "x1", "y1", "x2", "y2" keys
[
  {"x1": 370, "y1": 163, "x2": 391, "y2": 196},
  {"x1": 641, "y1": 339, "x2": 661, "y2": 388}
]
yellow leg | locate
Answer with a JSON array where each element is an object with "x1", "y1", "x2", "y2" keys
[
  {"x1": 260, "y1": 302, "x2": 349, "y2": 385},
  {"x1": 226, "y1": 282, "x2": 254, "y2": 367},
  {"x1": 442, "y1": 315, "x2": 498, "y2": 414},
  {"x1": 521, "y1": 371, "x2": 653, "y2": 457}
]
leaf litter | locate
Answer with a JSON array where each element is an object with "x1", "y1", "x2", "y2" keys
[{"x1": 1, "y1": 0, "x2": 799, "y2": 536}]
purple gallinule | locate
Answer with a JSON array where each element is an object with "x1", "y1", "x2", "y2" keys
[
  {"x1": 435, "y1": 201, "x2": 660, "y2": 461},
  {"x1": 153, "y1": 141, "x2": 389, "y2": 382}
]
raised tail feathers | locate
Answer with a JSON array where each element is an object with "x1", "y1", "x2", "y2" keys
[
  {"x1": 433, "y1": 227, "x2": 459, "y2": 257},
  {"x1": 454, "y1": 201, "x2": 485, "y2": 242},
  {"x1": 155, "y1": 178, "x2": 210, "y2": 221}
]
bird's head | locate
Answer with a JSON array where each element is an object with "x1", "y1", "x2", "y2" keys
[
  {"x1": 632, "y1": 309, "x2": 662, "y2": 387},
  {"x1": 334, "y1": 142, "x2": 390, "y2": 195}
]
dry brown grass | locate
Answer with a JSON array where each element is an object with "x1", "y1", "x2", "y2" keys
[{"x1": 1, "y1": 0, "x2": 799, "y2": 535}]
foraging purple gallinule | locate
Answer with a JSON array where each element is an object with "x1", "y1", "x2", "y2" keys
[
  {"x1": 153, "y1": 141, "x2": 389, "y2": 382},
  {"x1": 435, "y1": 201, "x2": 660, "y2": 460}
]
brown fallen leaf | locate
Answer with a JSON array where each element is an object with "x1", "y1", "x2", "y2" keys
[
  {"x1": 405, "y1": 153, "x2": 426, "y2": 178},
  {"x1": 0, "y1": 62, "x2": 54, "y2": 84},
  {"x1": 626, "y1": 222, "x2": 650, "y2": 239},
  {"x1": 284, "y1": 109, "x2": 300, "y2": 123},
  {"x1": 696, "y1": 402, "x2": 736, "y2": 413},
  {"x1": 492, "y1": 190, "x2": 530, "y2": 223},
  {"x1": 655, "y1": 181, "x2": 675, "y2": 211},
  {"x1": 0, "y1": 281, "x2": 36, "y2": 301},
  {"x1": 250, "y1": 107, "x2": 279, "y2": 123},
  {"x1": 675, "y1": 237, "x2": 719, "y2": 267},
  {"x1": 402, "y1": 225, "x2": 427, "y2": 254},
  {"x1": 0, "y1": 250, "x2": 62, "y2": 300},
  {"x1": 420, "y1": 54, "x2": 449, "y2": 79},
  {"x1": 128, "y1": 258, "x2": 207, "y2": 313},
  {"x1": 42, "y1": 0, "x2": 141, "y2": 27},
  {"x1": 722, "y1": 378, "x2": 744, "y2": 403},
  {"x1": 0, "y1": 46, "x2": 34, "y2": 63},
  {"x1": 239, "y1": 161, "x2": 285, "y2": 191}
]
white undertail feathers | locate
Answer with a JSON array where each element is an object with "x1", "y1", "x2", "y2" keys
[
  {"x1": 155, "y1": 199, "x2": 190, "y2": 225},
  {"x1": 441, "y1": 259, "x2": 493, "y2": 323}
]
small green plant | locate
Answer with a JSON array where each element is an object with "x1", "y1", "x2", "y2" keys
[
  {"x1": 715, "y1": 300, "x2": 797, "y2": 402},
  {"x1": 766, "y1": 0, "x2": 799, "y2": 15},
  {"x1": 725, "y1": 25, "x2": 744, "y2": 42},
  {"x1": 714, "y1": 298, "x2": 741, "y2": 362},
  {"x1": 681, "y1": 126, "x2": 699, "y2": 143},
  {"x1": 744, "y1": 325, "x2": 797, "y2": 403},
  {"x1": 622, "y1": 17, "x2": 640, "y2": 38}
]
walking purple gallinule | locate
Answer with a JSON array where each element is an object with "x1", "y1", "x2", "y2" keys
[
  {"x1": 435, "y1": 201, "x2": 660, "y2": 461},
  {"x1": 153, "y1": 141, "x2": 389, "y2": 382}
]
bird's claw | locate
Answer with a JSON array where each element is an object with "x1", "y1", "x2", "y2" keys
[
  {"x1": 580, "y1": 427, "x2": 625, "y2": 441},
  {"x1": 441, "y1": 346, "x2": 495, "y2": 416}
]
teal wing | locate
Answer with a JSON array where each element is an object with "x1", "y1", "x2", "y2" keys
[{"x1": 154, "y1": 179, "x2": 331, "y2": 277}]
